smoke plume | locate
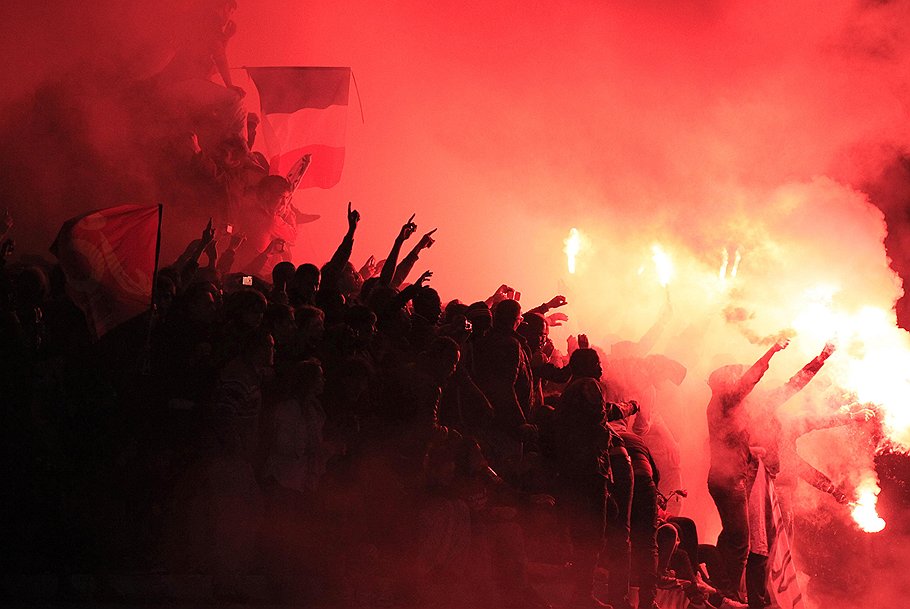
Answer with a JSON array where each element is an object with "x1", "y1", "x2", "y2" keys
[{"x1": 3, "y1": 1, "x2": 910, "y2": 606}]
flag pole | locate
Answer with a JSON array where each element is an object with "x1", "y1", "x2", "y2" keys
[
  {"x1": 351, "y1": 69, "x2": 365, "y2": 124},
  {"x1": 141, "y1": 204, "x2": 163, "y2": 375}
]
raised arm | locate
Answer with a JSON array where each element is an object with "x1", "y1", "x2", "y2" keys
[
  {"x1": 379, "y1": 214, "x2": 417, "y2": 286},
  {"x1": 791, "y1": 405, "x2": 876, "y2": 439},
  {"x1": 485, "y1": 284, "x2": 517, "y2": 308},
  {"x1": 391, "y1": 270, "x2": 433, "y2": 310},
  {"x1": 216, "y1": 232, "x2": 246, "y2": 275},
  {"x1": 212, "y1": 18, "x2": 241, "y2": 95},
  {"x1": 321, "y1": 202, "x2": 359, "y2": 292},
  {"x1": 526, "y1": 295, "x2": 568, "y2": 317},
  {"x1": 733, "y1": 337, "x2": 789, "y2": 402},
  {"x1": 203, "y1": 237, "x2": 218, "y2": 271},
  {"x1": 179, "y1": 219, "x2": 216, "y2": 286},
  {"x1": 769, "y1": 342, "x2": 835, "y2": 407},
  {"x1": 798, "y1": 459, "x2": 849, "y2": 503},
  {"x1": 392, "y1": 228, "x2": 436, "y2": 288}
]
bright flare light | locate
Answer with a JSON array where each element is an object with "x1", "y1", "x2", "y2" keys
[
  {"x1": 719, "y1": 248, "x2": 729, "y2": 281},
  {"x1": 730, "y1": 248, "x2": 741, "y2": 278},
  {"x1": 719, "y1": 247, "x2": 742, "y2": 286},
  {"x1": 792, "y1": 286, "x2": 910, "y2": 449},
  {"x1": 851, "y1": 477, "x2": 886, "y2": 533},
  {"x1": 564, "y1": 228, "x2": 582, "y2": 274},
  {"x1": 651, "y1": 244, "x2": 673, "y2": 287}
]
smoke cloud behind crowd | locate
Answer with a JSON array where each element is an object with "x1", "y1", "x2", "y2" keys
[{"x1": 3, "y1": 1, "x2": 910, "y2": 607}]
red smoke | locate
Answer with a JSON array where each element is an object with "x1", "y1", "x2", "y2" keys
[{"x1": 3, "y1": 2, "x2": 910, "y2": 607}]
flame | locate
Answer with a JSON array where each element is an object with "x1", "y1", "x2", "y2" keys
[
  {"x1": 719, "y1": 248, "x2": 729, "y2": 281},
  {"x1": 651, "y1": 243, "x2": 674, "y2": 287},
  {"x1": 850, "y1": 478, "x2": 886, "y2": 533},
  {"x1": 791, "y1": 286, "x2": 910, "y2": 449},
  {"x1": 564, "y1": 228, "x2": 582, "y2": 274},
  {"x1": 719, "y1": 247, "x2": 741, "y2": 286}
]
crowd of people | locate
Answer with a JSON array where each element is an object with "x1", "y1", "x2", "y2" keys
[
  {"x1": 0, "y1": 1, "x2": 883, "y2": 608},
  {"x1": 0, "y1": 198, "x2": 878, "y2": 608}
]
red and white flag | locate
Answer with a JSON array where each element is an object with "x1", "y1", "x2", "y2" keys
[
  {"x1": 51, "y1": 204, "x2": 161, "y2": 340},
  {"x1": 247, "y1": 67, "x2": 351, "y2": 189},
  {"x1": 766, "y1": 470, "x2": 805, "y2": 609}
]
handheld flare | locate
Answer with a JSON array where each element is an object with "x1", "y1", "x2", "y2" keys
[
  {"x1": 651, "y1": 243, "x2": 674, "y2": 292},
  {"x1": 850, "y1": 478, "x2": 886, "y2": 534},
  {"x1": 564, "y1": 228, "x2": 582, "y2": 274}
]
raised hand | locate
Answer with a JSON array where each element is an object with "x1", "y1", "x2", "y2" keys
[
  {"x1": 398, "y1": 214, "x2": 417, "y2": 241},
  {"x1": 204, "y1": 237, "x2": 218, "y2": 261},
  {"x1": 417, "y1": 228, "x2": 437, "y2": 250},
  {"x1": 819, "y1": 341, "x2": 836, "y2": 361},
  {"x1": 773, "y1": 337, "x2": 790, "y2": 352},
  {"x1": 347, "y1": 202, "x2": 360, "y2": 232},
  {"x1": 545, "y1": 295, "x2": 568, "y2": 309},
  {"x1": 201, "y1": 218, "x2": 216, "y2": 247},
  {"x1": 359, "y1": 255, "x2": 379, "y2": 279},
  {"x1": 546, "y1": 312, "x2": 569, "y2": 327},
  {"x1": 416, "y1": 270, "x2": 432, "y2": 288},
  {"x1": 487, "y1": 284, "x2": 515, "y2": 306}
]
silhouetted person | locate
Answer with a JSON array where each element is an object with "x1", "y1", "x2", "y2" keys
[
  {"x1": 549, "y1": 346, "x2": 618, "y2": 609},
  {"x1": 319, "y1": 203, "x2": 360, "y2": 301},
  {"x1": 706, "y1": 338, "x2": 789, "y2": 603},
  {"x1": 410, "y1": 286, "x2": 442, "y2": 353},
  {"x1": 517, "y1": 311, "x2": 572, "y2": 420},
  {"x1": 470, "y1": 299, "x2": 535, "y2": 481},
  {"x1": 742, "y1": 343, "x2": 858, "y2": 609},
  {"x1": 289, "y1": 263, "x2": 320, "y2": 307},
  {"x1": 618, "y1": 431, "x2": 661, "y2": 609}
]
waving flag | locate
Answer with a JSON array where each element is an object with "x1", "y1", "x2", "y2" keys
[
  {"x1": 247, "y1": 67, "x2": 351, "y2": 189},
  {"x1": 51, "y1": 204, "x2": 162, "y2": 339}
]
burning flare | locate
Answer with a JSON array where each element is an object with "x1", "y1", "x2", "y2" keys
[
  {"x1": 719, "y1": 248, "x2": 729, "y2": 281},
  {"x1": 792, "y1": 285, "x2": 910, "y2": 449},
  {"x1": 850, "y1": 478, "x2": 886, "y2": 534},
  {"x1": 564, "y1": 228, "x2": 582, "y2": 274},
  {"x1": 651, "y1": 243, "x2": 673, "y2": 287},
  {"x1": 719, "y1": 247, "x2": 741, "y2": 284},
  {"x1": 730, "y1": 248, "x2": 741, "y2": 278}
]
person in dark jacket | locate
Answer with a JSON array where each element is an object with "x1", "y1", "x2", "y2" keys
[
  {"x1": 550, "y1": 345, "x2": 628, "y2": 609},
  {"x1": 705, "y1": 338, "x2": 789, "y2": 602},
  {"x1": 470, "y1": 299, "x2": 536, "y2": 481}
]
